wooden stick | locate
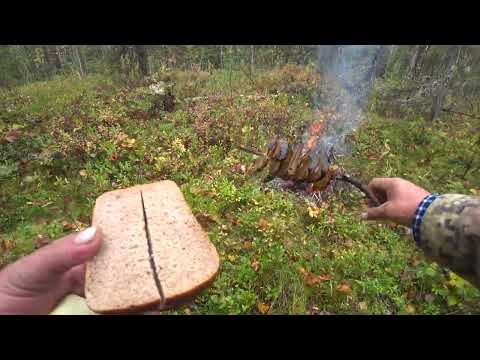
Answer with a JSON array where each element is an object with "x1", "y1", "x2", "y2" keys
[
  {"x1": 442, "y1": 108, "x2": 480, "y2": 120},
  {"x1": 338, "y1": 174, "x2": 381, "y2": 207},
  {"x1": 237, "y1": 145, "x2": 265, "y2": 157}
]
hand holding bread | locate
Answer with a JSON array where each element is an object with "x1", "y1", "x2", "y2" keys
[{"x1": 0, "y1": 180, "x2": 219, "y2": 315}]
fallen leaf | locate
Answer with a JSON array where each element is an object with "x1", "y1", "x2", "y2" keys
[
  {"x1": 62, "y1": 220, "x2": 76, "y2": 231},
  {"x1": 299, "y1": 267, "x2": 333, "y2": 286},
  {"x1": 258, "y1": 218, "x2": 269, "y2": 231},
  {"x1": 232, "y1": 163, "x2": 246, "y2": 174},
  {"x1": 257, "y1": 302, "x2": 270, "y2": 314},
  {"x1": 124, "y1": 138, "x2": 136, "y2": 148},
  {"x1": 406, "y1": 304, "x2": 416, "y2": 314},
  {"x1": 4, "y1": 129, "x2": 22, "y2": 143},
  {"x1": 336, "y1": 282, "x2": 352, "y2": 295},
  {"x1": 195, "y1": 213, "x2": 217, "y2": 229},
  {"x1": 79, "y1": 169, "x2": 87, "y2": 177},
  {"x1": 307, "y1": 206, "x2": 321, "y2": 218},
  {"x1": 61, "y1": 220, "x2": 84, "y2": 231},
  {"x1": 227, "y1": 254, "x2": 236, "y2": 262},
  {"x1": 5, "y1": 239, "x2": 15, "y2": 251},
  {"x1": 243, "y1": 240, "x2": 253, "y2": 250},
  {"x1": 226, "y1": 214, "x2": 240, "y2": 226},
  {"x1": 409, "y1": 257, "x2": 420, "y2": 267},
  {"x1": 35, "y1": 234, "x2": 51, "y2": 248},
  {"x1": 251, "y1": 258, "x2": 260, "y2": 272},
  {"x1": 343, "y1": 237, "x2": 353, "y2": 248}
]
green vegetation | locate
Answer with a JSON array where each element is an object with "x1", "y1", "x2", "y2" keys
[{"x1": 1, "y1": 63, "x2": 479, "y2": 315}]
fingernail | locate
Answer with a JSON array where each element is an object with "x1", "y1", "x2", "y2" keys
[
  {"x1": 361, "y1": 212, "x2": 368, "y2": 220},
  {"x1": 74, "y1": 227, "x2": 97, "y2": 244}
]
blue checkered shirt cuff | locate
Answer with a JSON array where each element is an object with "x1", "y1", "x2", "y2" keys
[{"x1": 412, "y1": 193, "x2": 440, "y2": 245}]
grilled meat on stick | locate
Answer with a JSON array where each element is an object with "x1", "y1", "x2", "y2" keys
[{"x1": 238, "y1": 121, "x2": 381, "y2": 206}]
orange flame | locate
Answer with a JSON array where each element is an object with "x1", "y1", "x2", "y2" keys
[{"x1": 309, "y1": 121, "x2": 324, "y2": 137}]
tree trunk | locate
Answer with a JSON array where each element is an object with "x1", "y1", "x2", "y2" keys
[
  {"x1": 220, "y1": 45, "x2": 223, "y2": 68},
  {"x1": 134, "y1": 45, "x2": 149, "y2": 77},
  {"x1": 53, "y1": 46, "x2": 62, "y2": 70},
  {"x1": 42, "y1": 45, "x2": 59, "y2": 76},
  {"x1": 407, "y1": 45, "x2": 421, "y2": 79},
  {"x1": 79, "y1": 46, "x2": 88, "y2": 76},
  {"x1": 73, "y1": 46, "x2": 85, "y2": 78},
  {"x1": 250, "y1": 45, "x2": 254, "y2": 75},
  {"x1": 407, "y1": 45, "x2": 428, "y2": 80},
  {"x1": 42, "y1": 46, "x2": 50, "y2": 66},
  {"x1": 416, "y1": 45, "x2": 430, "y2": 77},
  {"x1": 429, "y1": 84, "x2": 448, "y2": 122},
  {"x1": 428, "y1": 45, "x2": 462, "y2": 121},
  {"x1": 374, "y1": 45, "x2": 389, "y2": 78},
  {"x1": 272, "y1": 45, "x2": 276, "y2": 67}
]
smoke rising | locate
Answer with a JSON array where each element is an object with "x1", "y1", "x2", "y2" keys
[{"x1": 315, "y1": 45, "x2": 383, "y2": 158}]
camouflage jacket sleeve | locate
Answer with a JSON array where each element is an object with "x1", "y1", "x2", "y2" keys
[{"x1": 415, "y1": 194, "x2": 480, "y2": 288}]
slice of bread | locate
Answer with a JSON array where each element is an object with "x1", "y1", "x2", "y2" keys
[
  {"x1": 85, "y1": 180, "x2": 219, "y2": 314},
  {"x1": 141, "y1": 181, "x2": 220, "y2": 309}
]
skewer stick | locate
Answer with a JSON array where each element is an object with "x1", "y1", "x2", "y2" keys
[
  {"x1": 337, "y1": 174, "x2": 381, "y2": 207},
  {"x1": 237, "y1": 145, "x2": 265, "y2": 157}
]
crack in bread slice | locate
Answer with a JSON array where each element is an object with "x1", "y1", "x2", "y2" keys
[{"x1": 85, "y1": 187, "x2": 162, "y2": 314}]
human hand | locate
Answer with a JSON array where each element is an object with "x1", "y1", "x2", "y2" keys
[
  {"x1": 362, "y1": 178, "x2": 431, "y2": 227},
  {"x1": 0, "y1": 227, "x2": 102, "y2": 315}
]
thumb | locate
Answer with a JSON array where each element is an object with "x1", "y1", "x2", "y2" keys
[
  {"x1": 23, "y1": 227, "x2": 103, "y2": 277},
  {"x1": 362, "y1": 203, "x2": 390, "y2": 221}
]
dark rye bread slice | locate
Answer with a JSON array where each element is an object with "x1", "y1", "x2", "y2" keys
[{"x1": 85, "y1": 180, "x2": 220, "y2": 314}]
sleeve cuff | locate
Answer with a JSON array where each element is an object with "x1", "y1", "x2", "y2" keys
[{"x1": 412, "y1": 193, "x2": 441, "y2": 245}]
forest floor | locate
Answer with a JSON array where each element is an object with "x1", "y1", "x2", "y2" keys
[{"x1": 1, "y1": 65, "x2": 480, "y2": 314}]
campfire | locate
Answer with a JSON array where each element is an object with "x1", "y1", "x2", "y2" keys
[{"x1": 239, "y1": 110, "x2": 380, "y2": 206}]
